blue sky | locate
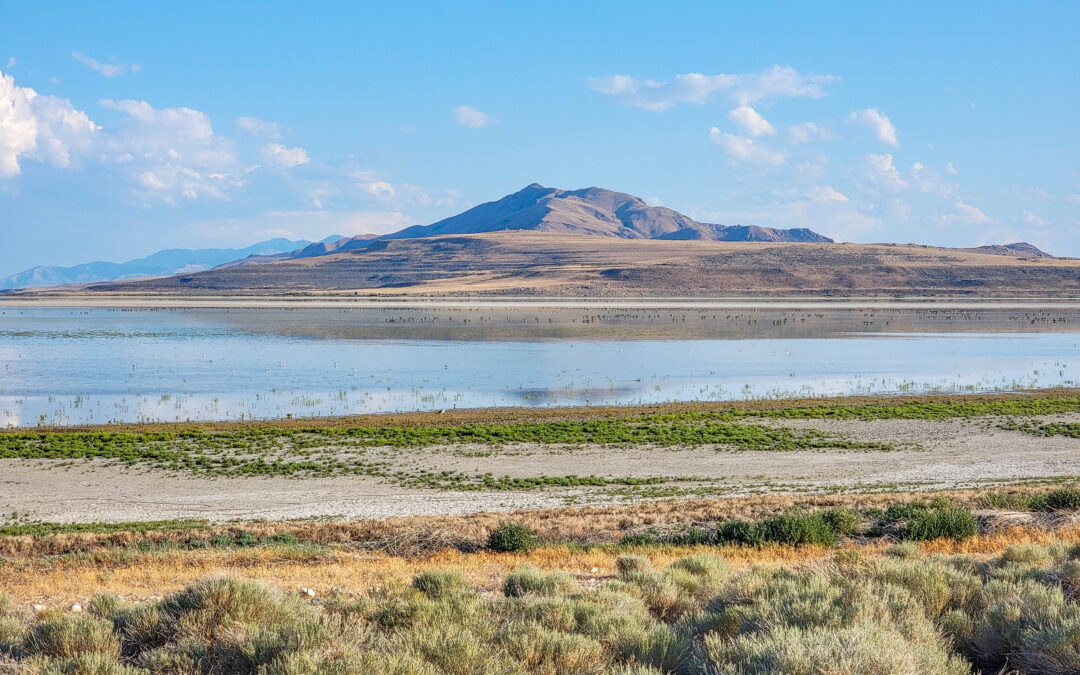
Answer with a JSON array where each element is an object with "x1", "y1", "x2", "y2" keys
[{"x1": 1, "y1": 1, "x2": 1078, "y2": 276}]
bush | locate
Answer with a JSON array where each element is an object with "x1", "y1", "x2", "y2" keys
[
  {"x1": 412, "y1": 571, "x2": 472, "y2": 599},
  {"x1": 616, "y1": 555, "x2": 651, "y2": 577},
  {"x1": 902, "y1": 507, "x2": 979, "y2": 542},
  {"x1": 1030, "y1": 488, "x2": 1080, "y2": 512},
  {"x1": 503, "y1": 566, "x2": 579, "y2": 597},
  {"x1": 487, "y1": 522, "x2": 539, "y2": 553},
  {"x1": 715, "y1": 520, "x2": 765, "y2": 546},
  {"x1": 27, "y1": 615, "x2": 120, "y2": 659},
  {"x1": 759, "y1": 511, "x2": 837, "y2": 547},
  {"x1": 820, "y1": 507, "x2": 861, "y2": 535}
]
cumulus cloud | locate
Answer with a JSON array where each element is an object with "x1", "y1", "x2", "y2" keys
[
  {"x1": 850, "y1": 108, "x2": 898, "y2": 146},
  {"x1": 936, "y1": 201, "x2": 992, "y2": 225},
  {"x1": 709, "y1": 128, "x2": 785, "y2": 166},
  {"x1": 727, "y1": 105, "x2": 776, "y2": 137},
  {"x1": 260, "y1": 143, "x2": 309, "y2": 168},
  {"x1": 72, "y1": 51, "x2": 141, "y2": 77},
  {"x1": 1022, "y1": 210, "x2": 1046, "y2": 226},
  {"x1": 590, "y1": 65, "x2": 837, "y2": 111},
  {"x1": 453, "y1": 105, "x2": 492, "y2": 128},
  {"x1": 787, "y1": 122, "x2": 832, "y2": 144},
  {"x1": 99, "y1": 98, "x2": 240, "y2": 202},
  {"x1": 0, "y1": 69, "x2": 98, "y2": 177},
  {"x1": 809, "y1": 185, "x2": 849, "y2": 202},
  {"x1": 864, "y1": 153, "x2": 906, "y2": 191},
  {"x1": 236, "y1": 116, "x2": 281, "y2": 138}
]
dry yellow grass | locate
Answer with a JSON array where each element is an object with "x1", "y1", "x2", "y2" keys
[{"x1": 6, "y1": 523, "x2": 1080, "y2": 611}]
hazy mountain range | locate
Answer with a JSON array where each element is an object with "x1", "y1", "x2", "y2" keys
[
  {"x1": 2, "y1": 184, "x2": 1051, "y2": 291},
  {"x1": 0, "y1": 237, "x2": 342, "y2": 290}
]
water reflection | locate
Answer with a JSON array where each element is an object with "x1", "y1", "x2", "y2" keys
[{"x1": 0, "y1": 308, "x2": 1078, "y2": 426}]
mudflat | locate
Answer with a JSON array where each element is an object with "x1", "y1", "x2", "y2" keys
[{"x1": 6, "y1": 396, "x2": 1080, "y2": 523}]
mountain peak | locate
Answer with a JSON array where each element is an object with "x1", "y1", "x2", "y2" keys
[{"x1": 358, "y1": 184, "x2": 832, "y2": 244}]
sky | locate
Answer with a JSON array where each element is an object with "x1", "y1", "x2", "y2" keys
[{"x1": 1, "y1": 1, "x2": 1078, "y2": 277}]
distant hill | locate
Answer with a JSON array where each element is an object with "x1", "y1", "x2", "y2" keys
[
  {"x1": 968, "y1": 242, "x2": 1052, "y2": 258},
  {"x1": 0, "y1": 237, "x2": 342, "y2": 290},
  {"x1": 287, "y1": 184, "x2": 831, "y2": 260},
  {"x1": 84, "y1": 231, "x2": 1080, "y2": 297}
]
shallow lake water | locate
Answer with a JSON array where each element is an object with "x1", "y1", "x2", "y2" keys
[{"x1": 2, "y1": 306, "x2": 1079, "y2": 426}]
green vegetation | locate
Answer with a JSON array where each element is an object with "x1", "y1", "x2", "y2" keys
[
  {"x1": 12, "y1": 541, "x2": 1080, "y2": 672},
  {"x1": 1004, "y1": 419, "x2": 1080, "y2": 439},
  {"x1": 0, "y1": 418, "x2": 886, "y2": 486},
  {"x1": 983, "y1": 486, "x2": 1080, "y2": 512},
  {"x1": 648, "y1": 396, "x2": 1080, "y2": 423},
  {"x1": 487, "y1": 522, "x2": 540, "y2": 553},
  {"x1": 624, "y1": 500, "x2": 982, "y2": 548}
]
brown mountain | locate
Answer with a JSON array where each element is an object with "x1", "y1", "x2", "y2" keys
[{"x1": 284, "y1": 184, "x2": 831, "y2": 260}]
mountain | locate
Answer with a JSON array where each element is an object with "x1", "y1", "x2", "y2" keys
[
  {"x1": 285, "y1": 184, "x2": 831, "y2": 260},
  {"x1": 969, "y1": 242, "x2": 1052, "y2": 258},
  {"x1": 0, "y1": 237, "x2": 334, "y2": 290},
  {"x1": 84, "y1": 231, "x2": 1080, "y2": 297}
]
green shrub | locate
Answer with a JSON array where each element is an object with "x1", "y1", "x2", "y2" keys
[
  {"x1": 902, "y1": 507, "x2": 979, "y2": 542},
  {"x1": 820, "y1": 507, "x2": 861, "y2": 535},
  {"x1": 759, "y1": 511, "x2": 837, "y2": 547},
  {"x1": 412, "y1": 571, "x2": 472, "y2": 599},
  {"x1": 1030, "y1": 488, "x2": 1080, "y2": 512},
  {"x1": 715, "y1": 520, "x2": 765, "y2": 546},
  {"x1": 503, "y1": 566, "x2": 579, "y2": 598},
  {"x1": 487, "y1": 522, "x2": 539, "y2": 553},
  {"x1": 28, "y1": 615, "x2": 120, "y2": 659},
  {"x1": 86, "y1": 594, "x2": 123, "y2": 620}
]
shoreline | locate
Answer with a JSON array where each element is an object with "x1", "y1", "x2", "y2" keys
[
  {"x1": 6, "y1": 294, "x2": 1080, "y2": 310},
  {"x1": 4, "y1": 388, "x2": 1080, "y2": 434}
]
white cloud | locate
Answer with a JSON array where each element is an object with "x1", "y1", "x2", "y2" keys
[
  {"x1": 864, "y1": 153, "x2": 906, "y2": 191},
  {"x1": 708, "y1": 128, "x2": 785, "y2": 166},
  {"x1": 850, "y1": 108, "x2": 898, "y2": 146},
  {"x1": 99, "y1": 98, "x2": 239, "y2": 202},
  {"x1": 787, "y1": 122, "x2": 832, "y2": 144},
  {"x1": 944, "y1": 162, "x2": 957, "y2": 175},
  {"x1": 590, "y1": 65, "x2": 837, "y2": 112},
  {"x1": 260, "y1": 143, "x2": 309, "y2": 168},
  {"x1": 236, "y1": 116, "x2": 281, "y2": 138},
  {"x1": 727, "y1": 105, "x2": 776, "y2": 137},
  {"x1": 0, "y1": 69, "x2": 98, "y2": 177},
  {"x1": 453, "y1": 105, "x2": 493, "y2": 128},
  {"x1": 5, "y1": 57, "x2": 13, "y2": 69},
  {"x1": 1065, "y1": 194, "x2": 1080, "y2": 205},
  {"x1": 809, "y1": 185, "x2": 849, "y2": 202},
  {"x1": 936, "y1": 201, "x2": 992, "y2": 225},
  {"x1": 1022, "y1": 210, "x2": 1046, "y2": 226},
  {"x1": 72, "y1": 51, "x2": 141, "y2": 78},
  {"x1": 359, "y1": 180, "x2": 396, "y2": 199}
]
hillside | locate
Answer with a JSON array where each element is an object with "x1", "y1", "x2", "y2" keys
[{"x1": 71, "y1": 232, "x2": 1080, "y2": 297}]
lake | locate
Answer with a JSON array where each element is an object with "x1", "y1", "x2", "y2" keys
[{"x1": 2, "y1": 304, "x2": 1079, "y2": 426}]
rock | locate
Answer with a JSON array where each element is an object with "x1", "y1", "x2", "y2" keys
[
  {"x1": 31, "y1": 604, "x2": 46, "y2": 613},
  {"x1": 590, "y1": 567, "x2": 599, "y2": 574},
  {"x1": 299, "y1": 587, "x2": 316, "y2": 598},
  {"x1": 69, "y1": 603, "x2": 83, "y2": 613}
]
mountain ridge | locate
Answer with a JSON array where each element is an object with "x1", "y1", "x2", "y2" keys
[
  {"x1": 0, "y1": 237, "x2": 336, "y2": 290},
  {"x1": 286, "y1": 184, "x2": 832, "y2": 261}
]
